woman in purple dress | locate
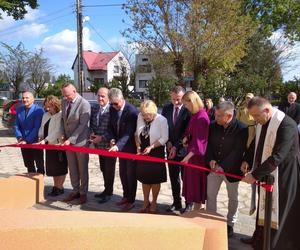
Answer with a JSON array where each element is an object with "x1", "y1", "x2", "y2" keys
[{"x1": 181, "y1": 91, "x2": 210, "y2": 213}]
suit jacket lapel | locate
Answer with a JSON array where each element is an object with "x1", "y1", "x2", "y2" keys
[
  {"x1": 25, "y1": 104, "x2": 35, "y2": 120},
  {"x1": 67, "y1": 96, "x2": 81, "y2": 121}
]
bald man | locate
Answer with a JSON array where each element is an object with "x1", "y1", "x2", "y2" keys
[
  {"x1": 278, "y1": 92, "x2": 300, "y2": 125},
  {"x1": 14, "y1": 91, "x2": 45, "y2": 174},
  {"x1": 61, "y1": 83, "x2": 91, "y2": 204}
]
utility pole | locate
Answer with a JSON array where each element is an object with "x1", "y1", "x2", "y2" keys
[{"x1": 76, "y1": 0, "x2": 83, "y2": 95}]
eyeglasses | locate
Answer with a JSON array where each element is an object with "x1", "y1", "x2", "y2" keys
[{"x1": 111, "y1": 102, "x2": 119, "y2": 106}]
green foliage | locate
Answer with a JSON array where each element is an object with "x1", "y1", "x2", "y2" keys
[
  {"x1": 184, "y1": 0, "x2": 256, "y2": 90},
  {"x1": 146, "y1": 78, "x2": 176, "y2": 107},
  {"x1": 275, "y1": 78, "x2": 300, "y2": 102},
  {"x1": 242, "y1": 0, "x2": 300, "y2": 42},
  {"x1": 0, "y1": 0, "x2": 38, "y2": 20},
  {"x1": 39, "y1": 74, "x2": 73, "y2": 98},
  {"x1": 127, "y1": 98, "x2": 142, "y2": 108}
]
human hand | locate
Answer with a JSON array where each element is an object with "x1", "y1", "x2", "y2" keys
[
  {"x1": 108, "y1": 145, "x2": 118, "y2": 152},
  {"x1": 166, "y1": 141, "x2": 172, "y2": 152},
  {"x1": 168, "y1": 146, "x2": 176, "y2": 159},
  {"x1": 181, "y1": 155, "x2": 189, "y2": 164},
  {"x1": 142, "y1": 145, "x2": 153, "y2": 155},
  {"x1": 17, "y1": 140, "x2": 26, "y2": 145},
  {"x1": 209, "y1": 160, "x2": 217, "y2": 169},
  {"x1": 240, "y1": 161, "x2": 250, "y2": 174},
  {"x1": 90, "y1": 135, "x2": 102, "y2": 144},
  {"x1": 242, "y1": 173, "x2": 256, "y2": 184},
  {"x1": 62, "y1": 140, "x2": 70, "y2": 146}
]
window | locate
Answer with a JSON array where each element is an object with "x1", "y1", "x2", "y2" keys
[
  {"x1": 141, "y1": 58, "x2": 149, "y2": 62},
  {"x1": 94, "y1": 78, "x2": 104, "y2": 84},
  {"x1": 138, "y1": 64, "x2": 152, "y2": 73},
  {"x1": 114, "y1": 65, "x2": 119, "y2": 73},
  {"x1": 139, "y1": 80, "x2": 147, "y2": 88},
  {"x1": 119, "y1": 57, "x2": 123, "y2": 61}
]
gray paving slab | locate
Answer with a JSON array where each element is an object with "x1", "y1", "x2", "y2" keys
[{"x1": 0, "y1": 120, "x2": 254, "y2": 249}]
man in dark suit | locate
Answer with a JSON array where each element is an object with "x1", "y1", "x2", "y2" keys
[
  {"x1": 162, "y1": 86, "x2": 191, "y2": 212},
  {"x1": 90, "y1": 87, "x2": 116, "y2": 203},
  {"x1": 278, "y1": 92, "x2": 300, "y2": 124},
  {"x1": 205, "y1": 101, "x2": 248, "y2": 238},
  {"x1": 61, "y1": 83, "x2": 91, "y2": 204},
  {"x1": 14, "y1": 91, "x2": 45, "y2": 174},
  {"x1": 104, "y1": 88, "x2": 138, "y2": 212}
]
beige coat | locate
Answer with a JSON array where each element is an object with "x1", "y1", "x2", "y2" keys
[
  {"x1": 236, "y1": 104, "x2": 256, "y2": 147},
  {"x1": 38, "y1": 111, "x2": 64, "y2": 144}
]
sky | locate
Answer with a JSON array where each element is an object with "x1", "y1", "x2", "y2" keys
[{"x1": 0, "y1": 0, "x2": 299, "y2": 82}]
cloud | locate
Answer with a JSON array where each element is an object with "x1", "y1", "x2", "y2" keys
[
  {"x1": 23, "y1": 7, "x2": 42, "y2": 22},
  {"x1": 0, "y1": 8, "x2": 46, "y2": 38},
  {"x1": 0, "y1": 11, "x2": 15, "y2": 32},
  {"x1": 38, "y1": 27, "x2": 101, "y2": 77}
]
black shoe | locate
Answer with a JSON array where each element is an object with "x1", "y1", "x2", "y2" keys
[
  {"x1": 98, "y1": 195, "x2": 112, "y2": 204},
  {"x1": 240, "y1": 237, "x2": 253, "y2": 245},
  {"x1": 47, "y1": 186, "x2": 56, "y2": 196},
  {"x1": 180, "y1": 203, "x2": 193, "y2": 214},
  {"x1": 94, "y1": 192, "x2": 106, "y2": 198},
  {"x1": 48, "y1": 187, "x2": 64, "y2": 197},
  {"x1": 227, "y1": 225, "x2": 234, "y2": 238},
  {"x1": 166, "y1": 204, "x2": 182, "y2": 212}
]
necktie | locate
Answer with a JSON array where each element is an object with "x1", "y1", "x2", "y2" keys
[
  {"x1": 173, "y1": 107, "x2": 179, "y2": 125},
  {"x1": 66, "y1": 102, "x2": 72, "y2": 118},
  {"x1": 117, "y1": 110, "x2": 122, "y2": 133}
]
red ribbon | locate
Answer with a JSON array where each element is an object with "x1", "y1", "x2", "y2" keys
[{"x1": 0, "y1": 143, "x2": 274, "y2": 192}]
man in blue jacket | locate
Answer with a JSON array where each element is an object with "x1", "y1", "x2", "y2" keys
[{"x1": 14, "y1": 91, "x2": 45, "y2": 174}]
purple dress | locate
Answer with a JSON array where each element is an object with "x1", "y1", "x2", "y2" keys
[{"x1": 182, "y1": 109, "x2": 210, "y2": 204}]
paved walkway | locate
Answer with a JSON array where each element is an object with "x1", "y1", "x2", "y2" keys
[{"x1": 0, "y1": 119, "x2": 255, "y2": 249}]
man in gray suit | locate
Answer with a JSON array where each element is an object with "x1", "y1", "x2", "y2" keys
[{"x1": 61, "y1": 83, "x2": 91, "y2": 204}]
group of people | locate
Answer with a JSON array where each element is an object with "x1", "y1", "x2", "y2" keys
[{"x1": 13, "y1": 84, "x2": 300, "y2": 250}]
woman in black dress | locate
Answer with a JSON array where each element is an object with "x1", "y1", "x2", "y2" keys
[
  {"x1": 135, "y1": 100, "x2": 169, "y2": 213},
  {"x1": 38, "y1": 95, "x2": 68, "y2": 196}
]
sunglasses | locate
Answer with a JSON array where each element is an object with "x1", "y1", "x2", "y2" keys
[{"x1": 111, "y1": 102, "x2": 119, "y2": 106}]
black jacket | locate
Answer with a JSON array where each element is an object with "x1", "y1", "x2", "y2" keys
[{"x1": 205, "y1": 118, "x2": 248, "y2": 182}]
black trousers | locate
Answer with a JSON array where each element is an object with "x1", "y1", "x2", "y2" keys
[
  {"x1": 168, "y1": 155, "x2": 184, "y2": 207},
  {"x1": 98, "y1": 155, "x2": 116, "y2": 196},
  {"x1": 119, "y1": 158, "x2": 137, "y2": 203},
  {"x1": 21, "y1": 148, "x2": 45, "y2": 174}
]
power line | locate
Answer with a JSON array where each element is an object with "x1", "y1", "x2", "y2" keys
[
  {"x1": 85, "y1": 20, "x2": 116, "y2": 51},
  {"x1": 0, "y1": 11, "x2": 75, "y2": 38},
  {"x1": 0, "y1": 4, "x2": 75, "y2": 34},
  {"x1": 82, "y1": 4, "x2": 128, "y2": 8}
]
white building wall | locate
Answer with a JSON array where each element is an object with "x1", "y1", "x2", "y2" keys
[
  {"x1": 135, "y1": 54, "x2": 155, "y2": 92},
  {"x1": 107, "y1": 51, "x2": 131, "y2": 83}
]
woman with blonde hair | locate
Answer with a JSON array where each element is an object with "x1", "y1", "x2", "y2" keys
[
  {"x1": 135, "y1": 100, "x2": 168, "y2": 213},
  {"x1": 180, "y1": 91, "x2": 210, "y2": 213},
  {"x1": 38, "y1": 95, "x2": 68, "y2": 196}
]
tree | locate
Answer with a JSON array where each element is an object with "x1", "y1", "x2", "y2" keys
[
  {"x1": 0, "y1": 42, "x2": 30, "y2": 98},
  {"x1": 145, "y1": 52, "x2": 176, "y2": 107},
  {"x1": 26, "y1": 48, "x2": 54, "y2": 97},
  {"x1": 242, "y1": 0, "x2": 300, "y2": 42},
  {"x1": 227, "y1": 33, "x2": 283, "y2": 103},
  {"x1": 123, "y1": 0, "x2": 186, "y2": 82},
  {"x1": 40, "y1": 74, "x2": 73, "y2": 98},
  {"x1": 0, "y1": 0, "x2": 38, "y2": 20},
  {"x1": 183, "y1": 0, "x2": 255, "y2": 90},
  {"x1": 124, "y1": 1, "x2": 255, "y2": 90}
]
